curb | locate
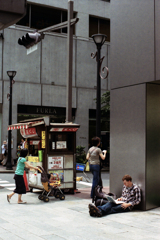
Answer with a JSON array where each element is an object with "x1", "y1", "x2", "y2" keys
[{"x1": 0, "y1": 165, "x2": 16, "y2": 173}]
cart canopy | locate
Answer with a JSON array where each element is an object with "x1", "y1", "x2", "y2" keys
[{"x1": 8, "y1": 120, "x2": 44, "y2": 130}]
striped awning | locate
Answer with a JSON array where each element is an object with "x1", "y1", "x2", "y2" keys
[
  {"x1": 8, "y1": 120, "x2": 44, "y2": 131},
  {"x1": 50, "y1": 127, "x2": 79, "y2": 132}
]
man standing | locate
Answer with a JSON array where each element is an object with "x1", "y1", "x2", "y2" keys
[
  {"x1": 21, "y1": 138, "x2": 26, "y2": 149},
  {"x1": 1, "y1": 141, "x2": 7, "y2": 166},
  {"x1": 1, "y1": 140, "x2": 6, "y2": 155},
  {"x1": 89, "y1": 174, "x2": 141, "y2": 217}
]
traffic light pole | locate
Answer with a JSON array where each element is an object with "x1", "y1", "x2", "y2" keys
[
  {"x1": 66, "y1": 0, "x2": 73, "y2": 123},
  {"x1": 38, "y1": 18, "x2": 78, "y2": 33}
]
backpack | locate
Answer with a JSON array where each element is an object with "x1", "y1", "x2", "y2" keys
[{"x1": 93, "y1": 185, "x2": 116, "y2": 207}]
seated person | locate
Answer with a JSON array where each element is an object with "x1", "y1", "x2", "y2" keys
[{"x1": 89, "y1": 174, "x2": 141, "y2": 217}]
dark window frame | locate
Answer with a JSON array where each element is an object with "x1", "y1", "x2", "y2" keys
[
  {"x1": 89, "y1": 15, "x2": 110, "y2": 42},
  {"x1": 16, "y1": 3, "x2": 76, "y2": 34}
]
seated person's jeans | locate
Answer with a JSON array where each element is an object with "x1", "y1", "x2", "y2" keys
[{"x1": 97, "y1": 202, "x2": 130, "y2": 216}]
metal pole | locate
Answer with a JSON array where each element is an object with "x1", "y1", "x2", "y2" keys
[
  {"x1": 66, "y1": 0, "x2": 73, "y2": 122},
  {"x1": 96, "y1": 46, "x2": 101, "y2": 138},
  {"x1": 6, "y1": 76, "x2": 13, "y2": 170}
]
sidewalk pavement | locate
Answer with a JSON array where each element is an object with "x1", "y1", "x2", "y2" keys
[
  {"x1": 0, "y1": 185, "x2": 160, "y2": 240},
  {"x1": 0, "y1": 164, "x2": 16, "y2": 173}
]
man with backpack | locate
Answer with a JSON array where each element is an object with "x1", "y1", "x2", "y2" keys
[{"x1": 88, "y1": 174, "x2": 141, "y2": 217}]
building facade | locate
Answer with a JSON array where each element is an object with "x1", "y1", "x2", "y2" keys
[{"x1": 0, "y1": 0, "x2": 110, "y2": 158}]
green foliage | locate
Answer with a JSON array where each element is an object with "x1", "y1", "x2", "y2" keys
[
  {"x1": 101, "y1": 91, "x2": 110, "y2": 113},
  {"x1": 76, "y1": 146, "x2": 86, "y2": 164},
  {"x1": 94, "y1": 91, "x2": 110, "y2": 112},
  {"x1": 101, "y1": 91, "x2": 110, "y2": 122}
]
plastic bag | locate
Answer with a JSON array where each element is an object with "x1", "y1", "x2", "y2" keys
[
  {"x1": 29, "y1": 173, "x2": 37, "y2": 185},
  {"x1": 85, "y1": 161, "x2": 90, "y2": 172}
]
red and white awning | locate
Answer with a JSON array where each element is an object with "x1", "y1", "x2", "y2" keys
[
  {"x1": 50, "y1": 127, "x2": 79, "y2": 132},
  {"x1": 8, "y1": 120, "x2": 44, "y2": 131}
]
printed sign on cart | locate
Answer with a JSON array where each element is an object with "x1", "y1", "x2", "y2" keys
[
  {"x1": 48, "y1": 156, "x2": 63, "y2": 169},
  {"x1": 20, "y1": 127, "x2": 38, "y2": 138},
  {"x1": 41, "y1": 131, "x2": 45, "y2": 148},
  {"x1": 49, "y1": 170, "x2": 64, "y2": 183},
  {"x1": 56, "y1": 141, "x2": 66, "y2": 149}
]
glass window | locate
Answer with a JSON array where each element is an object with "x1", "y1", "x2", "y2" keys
[
  {"x1": 16, "y1": 4, "x2": 76, "y2": 35},
  {"x1": 89, "y1": 16, "x2": 110, "y2": 42},
  {"x1": 31, "y1": 5, "x2": 61, "y2": 32},
  {"x1": 62, "y1": 10, "x2": 67, "y2": 34},
  {"x1": 89, "y1": 16, "x2": 98, "y2": 37},
  {"x1": 100, "y1": 18, "x2": 110, "y2": 42}
]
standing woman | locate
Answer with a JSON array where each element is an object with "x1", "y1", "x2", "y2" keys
[
  {"x1": 7, "y1": 148, "x2": 38, "y2": 204},
  {"x1": 86, "y1": 137, "x2": 107, "y2": 198}
]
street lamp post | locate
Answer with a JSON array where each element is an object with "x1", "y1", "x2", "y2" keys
[
  {"x1": 6, "y1": 70, "x2": 16, "y2": 170},
  {"x1": 91, "y1": 34, "x2": 107, "y2": 138}
]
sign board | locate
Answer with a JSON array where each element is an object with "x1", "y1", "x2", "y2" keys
[
  {"x1": 30, "y1": 140, "x2": 40, "y2": 145},
  {"x1": 41, "y1": 131, "x2": 45, "y2": 148},
  {"x1": 56, "y1": 141, "x2": 67, "y2": 149},
  {"x1": 28, "y1": 156, "x2": 39, "y2": 162},
  {"x1": 49, "y1": 170, "x2": 64, "y2": 183},
  {"x1": 48, "y1": 156, "x2": 63, "y2": 169},
  {"x1": 76, "y1": 163, "x2": 85, "y2": 171},
  {"x1": 52, "y1": 142, "x2": 55, "y2": 149},
  {"x1": 20, "y1": 127, "x2": 38, "y2": 138},
  {"x1": 27, "y1": 44, "x2": 38, "y2": 55},
  {"x1": 50, "y1": 127, "x2": 78, "y2": 132}
]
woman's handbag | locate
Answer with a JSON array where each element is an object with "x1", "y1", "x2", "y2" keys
[{"x1": 85, "y1": 161, "x2": 90, "y2": 171}]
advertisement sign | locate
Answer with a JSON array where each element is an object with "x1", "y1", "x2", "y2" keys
[
  {"x1": 48, "y1": 156, "x2": 63, "y2": 169},
  {"x1": 56, "y1": 141, "x2": 66, "y2": 149},
  {"x1": 38, "y1": 150, "x2": 43, "y2": 162},
  {"x1": 28, "y1": 156, "x2": 39, "y2": 162},
  {"x1": 52, "y1": 142, "x2": 55, "y2": 149},
  {"x1": 49, "y1": 170, "x2": 64, "y2": 183},
  {"x1": 20, "y1": 127, "x2": 38, "y2": 138},
  {"x1": 30, "y1": 140, "x2": 40, "y2": 145},
  {"x1": 41, "y1": 131, "x2": 45, "y2": 148},
  {"x1": 76, "y1": 163, "x2": 85, "y2": 171}
]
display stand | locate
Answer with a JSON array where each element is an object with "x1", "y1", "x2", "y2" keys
[{"x1": 8, "y1": 116, "x2": 80, "y2": 193}]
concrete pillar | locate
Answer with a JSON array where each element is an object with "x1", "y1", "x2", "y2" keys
[{"x1": 110, "y1": 0, "x2": 160, "y2": 210}]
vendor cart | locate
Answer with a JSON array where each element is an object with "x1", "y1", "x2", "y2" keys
[{"x1": 8, "y1": 116, "x2": 80, "y2": 193}]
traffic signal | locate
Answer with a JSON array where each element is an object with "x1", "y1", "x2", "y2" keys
[{"x1": 18, "y1": 32, "x2": 44, "y2": 49}]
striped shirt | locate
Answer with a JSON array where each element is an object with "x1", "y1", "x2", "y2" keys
[{"x1": 121, "y1": 183, "x2": 141, "y2": 210}]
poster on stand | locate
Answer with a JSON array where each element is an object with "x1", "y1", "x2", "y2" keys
[
  {"x1": 48, "y1": 156, "x2": 63, "y2": 169},
  {"x1": 49, "y1": 170, "x2": 64, "y2": 183},
  {"x1": 56, "y1": 141, "x2": 66, "y2": 149}
]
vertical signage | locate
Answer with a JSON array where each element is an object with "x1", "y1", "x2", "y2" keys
[{"x1": 41, "y1": 131, "x2": 45, "y2": 148}]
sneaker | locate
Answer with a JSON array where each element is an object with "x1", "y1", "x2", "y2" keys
[{"x1": 88, "y1": 204, "x2": 102, "y2": 217}]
